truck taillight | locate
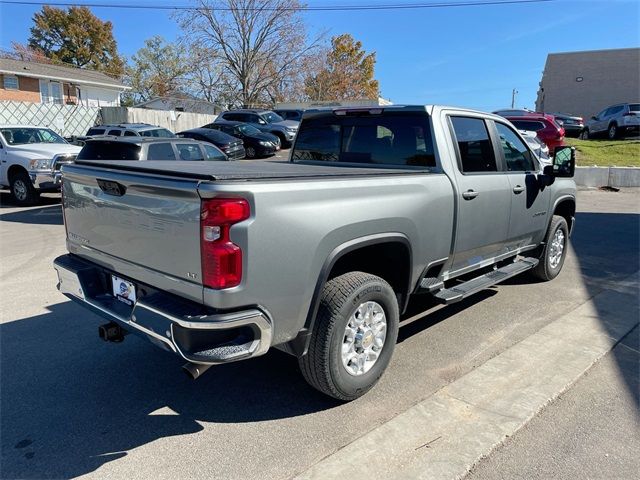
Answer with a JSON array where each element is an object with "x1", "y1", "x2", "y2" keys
[{"x1": 200, "y1": 198, "x2": 250, "y2": 289}]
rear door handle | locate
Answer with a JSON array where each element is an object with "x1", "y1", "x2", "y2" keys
[
  {"x1": 462, "y1": 189, "x2": 479, "y2": 200},
  {"x1": 513, "y1": 185, "x2": 525, "y2": 194}
]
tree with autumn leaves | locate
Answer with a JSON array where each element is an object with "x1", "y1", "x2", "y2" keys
[{"x1": 305, "y1": 34, "x2": 380, "y2": 101}]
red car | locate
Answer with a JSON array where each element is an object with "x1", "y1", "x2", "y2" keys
[{"x1": 505, "y1": 115, "x2": 565, "y2": 152}]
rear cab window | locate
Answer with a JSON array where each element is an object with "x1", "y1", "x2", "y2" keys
[
  {"x1": 509, "y1": 120, "x2": 546, "y2": 132},
  {"x1": 449, "y1": 117, "x2": 497, "y2": 173},
  {"x1": 291, "y1": 110, "x2": 436, "y2": 168}
]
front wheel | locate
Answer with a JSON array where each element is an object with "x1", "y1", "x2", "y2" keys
[
  {"x1": 608, "y1": 123, "x2": 618, "y2": 140},
  {"x1": 10, "y1": 171, "x2": 39, "y2": 206},
  {"x1": 299, "y1": 272, "x2": 399, "y2": 401},
  {"x1": 245, "y1": 146, "x2": 256, "y2": 159},
  {"x1": 531, "y1": 215, "x2": 569, "y2": 281},
  {"x1": 580, "y1": 129, "x2": 589, "y2": 140}
]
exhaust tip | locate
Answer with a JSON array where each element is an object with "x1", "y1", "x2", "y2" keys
[{"x1": 182, "y1": 362, "x2": 212, "y2": 380}]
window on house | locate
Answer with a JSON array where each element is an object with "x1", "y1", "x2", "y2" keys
[
  {"x1": 3, "y1": 75, "x2": 19, "y2": 90},
  {"x1": 39, "y1": 80, "x2": 63, "y2": 104}
]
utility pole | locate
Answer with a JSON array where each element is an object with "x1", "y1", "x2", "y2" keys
[{"x1": 511, "y1": 88, "x2": 518, "y2": 109}]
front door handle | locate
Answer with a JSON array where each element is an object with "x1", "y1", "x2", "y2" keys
[
  {"x1": 513, "y1": 185, "x2": 525, "y2": 194},
  {"x1": 462, "y1": 189, "x2": 479, "y2": 200}
]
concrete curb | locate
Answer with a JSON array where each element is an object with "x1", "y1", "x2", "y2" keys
[
  {"x1": 575, "y1": 166, "x2": 640, "y2": 187},
  {"x1": 294, "y1": 272, "x2": 639, "y2": 480}
]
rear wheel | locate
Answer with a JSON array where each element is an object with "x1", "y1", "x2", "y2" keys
[
  {"x1": 299, "y1": 272, "x2": 399, "y2": 401},
  {"x1": 531, "y1": 215, "x2": 569, "y2": 281},
  {"x1": 10, "y1": 171, "x2": 39, "y2": 206}
]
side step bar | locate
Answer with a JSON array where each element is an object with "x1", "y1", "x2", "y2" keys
[{"x1": 433, "y1": 257, "x2": 539, "y2": 305}]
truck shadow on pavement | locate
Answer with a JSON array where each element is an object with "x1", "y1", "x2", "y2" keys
[
  {"x1": 0, "y1": 211, "x2": 637, "y2": 479},
  {"x1": 0, "y1": 204, "x2": 63, "y2": 225}
]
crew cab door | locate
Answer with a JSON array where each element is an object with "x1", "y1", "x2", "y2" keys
[
  {"x1": 447, "y1": 115, "x2": 511, "y2": 274},
  {"x1": 492, "y1": 121, "x2": 551, "y2": 250}
]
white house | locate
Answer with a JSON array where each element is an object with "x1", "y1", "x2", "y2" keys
[{"x1": 0, "y1": 57, "x2": 129, "y2": 107}]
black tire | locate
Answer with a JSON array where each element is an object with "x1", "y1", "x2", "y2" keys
[
  {"x1": 531, "y1": 215, "x2": 569, "y2": 281},
  {"x1": 245, "y1": 146, "x2": 256, "y2": 158},
  {"x1": 608, "y1": 123, "x2": 618, "y2": 140},
  {"x1": 273, "y1": 132, "x2": 289, "y2": 149},
  {"x1": 10, "y1": 170, "x2": 39, "y2": 206},
  {"x1": 580, "y1": 128, "x2": 589, "y2": 140},
  {"x1": 299, "y1": 271, "x2": 399, "y2": 401}
]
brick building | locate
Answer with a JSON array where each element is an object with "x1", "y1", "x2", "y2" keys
[
  {"x1": 535, "y1": 48, "x2": 640, "y2": 119},
  {"x1": 0, "y1": 57, "x2": 129, "y2": 107}
]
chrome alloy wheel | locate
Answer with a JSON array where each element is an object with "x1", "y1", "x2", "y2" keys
[
  {"x1": 341, "y1": 301, "x2": 387, "y2": 376},
  {"x1": 549, "y1": 228, "x2": 565, "y2": 268},
  {"x1": 13, "y1": 179, "x2": 28, "y2": 201}
]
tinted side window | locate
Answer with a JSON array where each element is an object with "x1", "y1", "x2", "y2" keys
[
  {"x1": 292, "y1": 114, "x2": 435, "y2": 167},
  {"x1": 147, "y1": 143, "x2": 176, "y2": 160},
  {"x1": 204, "y1": 144, "x2": 227, "y2": 161},
  {"x1": 86, "y1": 128, "x2": 105, "y2": 136},
  {"x1": 107, "y1": 129, "x2": 122, "y2": 136},
  {"x1": 176, "y1": 143, "x2": 204, "y2": 161},
  {"x1": 450, "y1": 117, "x2": 497, "y2": 173},
  {"x1": 123, "y1": 130, "x2": 137, "y2": 136},
  {"x1": 495, "y1": 123, "x2": 536, "y2": 172}
]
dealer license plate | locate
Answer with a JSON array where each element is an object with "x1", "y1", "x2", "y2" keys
[{"x1": 111, "y1": 275, "x2": 136, "y2": 306}]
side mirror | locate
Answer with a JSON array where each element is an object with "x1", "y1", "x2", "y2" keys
[
  {"x1": 591, "y1": 115, "x2": 598, "y2": 120},
  {"x1": 257, "y1": 118, "x2": 267, "y2": 125},
  {"x1": 544, "y1": 145, "x2": 575, "y2": 178}
]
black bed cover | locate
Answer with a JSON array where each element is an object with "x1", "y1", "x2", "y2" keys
[{"x1": 71, "y1": 159, "x2": 427, "y2": 181}]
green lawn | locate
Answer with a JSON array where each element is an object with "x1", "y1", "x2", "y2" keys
[{"x1": 565, "y1": 138, "x2": 640, "y2": 167}]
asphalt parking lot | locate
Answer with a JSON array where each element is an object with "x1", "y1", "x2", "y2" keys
[{"x1": 1, "y1": 187, "x2": 638, "y2": 480}]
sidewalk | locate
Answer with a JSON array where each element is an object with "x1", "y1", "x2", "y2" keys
[
  {"x1": 467, "y1": 325, "x2": 639, "y2": 480},
  {"x1": 295, "y1": 272, "x2": 639, "y2": 480}
]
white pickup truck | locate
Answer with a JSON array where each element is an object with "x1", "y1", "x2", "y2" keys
[{"x1": 0, "y1": 125, "x2": 81, "y2": 205}]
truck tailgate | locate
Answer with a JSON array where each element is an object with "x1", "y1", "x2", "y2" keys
[{"x1": 62, "y1": 163, "x2": 204, "y2": 301}]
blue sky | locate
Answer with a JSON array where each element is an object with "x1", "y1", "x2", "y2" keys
[{"x1": 1, "y1": 0, "x2": 638, "y2": 111}]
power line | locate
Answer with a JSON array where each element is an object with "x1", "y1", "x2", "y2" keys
[{"x1": 0, "y1": 0, "x2": 561, "y2": 12}]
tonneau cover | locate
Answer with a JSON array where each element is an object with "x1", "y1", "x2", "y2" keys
[{"x1": 71, "y1": 159, "x2": 426, "y2": 181}]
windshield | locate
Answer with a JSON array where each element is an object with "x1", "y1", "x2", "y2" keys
[
  {"x1": 139, "y1": 128, "x2": 176, "y2": 138},
  {"x1": 238, "y1": 124, "x2": 261, "y2": 135},
  {"x1": 261, "y1": 111, "x2": 284, "y2": 123},
  {"x1": 1, "y1": 127, "x2": 67, "y2": 145}
]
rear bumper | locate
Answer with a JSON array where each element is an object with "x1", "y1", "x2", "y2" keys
[{"x1": 53, "y1": 254, "x2": 272, "y2": 365}]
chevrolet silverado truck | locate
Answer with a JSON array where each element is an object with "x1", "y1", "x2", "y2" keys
[
  {"x1": 53, "y1": 106, "x2": 576, "y2": 401},
  {"x1": 1, "y1": 125, "x2": 81, "y2": 205}
]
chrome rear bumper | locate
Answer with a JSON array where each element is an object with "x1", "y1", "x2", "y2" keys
[{"x1": 53, "y1": 254, "x2": 272, "y2": 365}]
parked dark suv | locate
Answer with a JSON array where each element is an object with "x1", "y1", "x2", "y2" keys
[
  {"x1": 215, "y1": 109, "x2": 299, "y2": 147},
  {"x1": 77, "y1": 137, "x2": 229, "y2": 162}
]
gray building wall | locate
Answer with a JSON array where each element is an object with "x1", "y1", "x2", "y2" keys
[{"x1": 536, "y1": 48, "x2": 640, "y2": 119}]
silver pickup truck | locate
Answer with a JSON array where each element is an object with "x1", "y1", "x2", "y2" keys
[{"x1": 54, "y1": 105, "x2": 576, "y2": 401}]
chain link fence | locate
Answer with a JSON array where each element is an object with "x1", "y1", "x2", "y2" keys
[{"x1": 0, "y1": 101, "x2": 101, "y2": 137}]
